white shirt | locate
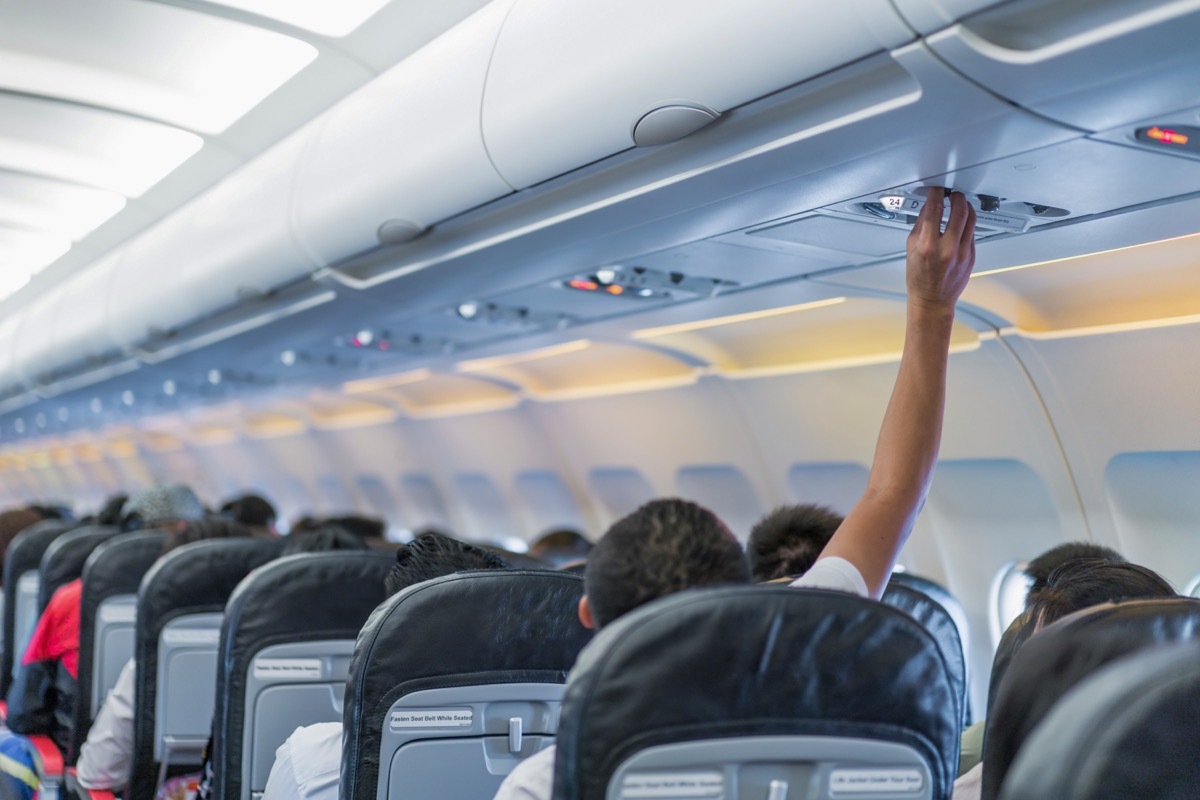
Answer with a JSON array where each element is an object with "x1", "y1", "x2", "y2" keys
[
  {"x1": 76, "y1": 658, "x2": 136, "y2": 789},
  {"x1": 262, "y1": 722, "x2": 343, "y2": 800},
  {"x1": 492, "y1": 558, "x2": 869, "y2": 800}
]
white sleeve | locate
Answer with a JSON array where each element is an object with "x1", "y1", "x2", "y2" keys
[
  {"x1": 263, "y1": 733, "x2": 302, "y2": 800},
  {"x1": 789, "y1": 557, "x2": 869, "y2": 597},
  {"x1": 492, "y1": 745, "x2": 556, "y2": 800},
  {"x1": 76, "y1": 659, "x2": 136, "y2": 789}
]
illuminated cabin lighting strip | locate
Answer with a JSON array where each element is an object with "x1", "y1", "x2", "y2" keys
[
  {"x1": 722, "y1": 337, "x2": 988, "y2": 380},
  {"x1": 1007, "y1": 312, "x2": 1200, "y2": 341},
  {"x1": 972, "y1": 232, "x2": 1200, "y2": 278},
  {"x1": 342, "y1": 368, "x2": 432, "y2": 395},
  {"x1": 457, "y1": 340, "x2": 591, "y2": 373},
  {"x1": 631, "y1": 298, "x2": 848, "y2": 340}
]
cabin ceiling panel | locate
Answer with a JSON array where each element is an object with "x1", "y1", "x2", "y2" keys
[{"x1": 0, "y1": 0, "x2": 316, "y2": 133}]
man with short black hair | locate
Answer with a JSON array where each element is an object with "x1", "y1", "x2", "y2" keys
[
  {"x1": 495, "y1": 188, "x2": 978, "y2": 800},
  {"x1": 746, "y1": 503, "x2": 844, "y2": 582},
  {"x1": 1023, "y1": 541, "x2": 1123, "y2": 603}
]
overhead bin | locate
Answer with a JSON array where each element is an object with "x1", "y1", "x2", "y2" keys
[
  {"x1": 106, "y1": 130, "x2": 317, "y2": 351},
  {"x1": 925, "y1": 0, "x2": 1200, "y2": 132},
  {"x1": 291, "y1": 0, "x2": 516, "y2": 268},
  {"x1": 892, "y1": 0, "x2": 1009, "y2": 34},
  {"x1": 481, "y1": 0, "x2": 915, "y2": 189}
]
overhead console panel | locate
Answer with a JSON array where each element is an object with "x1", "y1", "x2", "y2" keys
[
  {"x1": 924, "y1": 0, "x2": 1200, "y2": 132},
  {"x1": 480, "y1": 0, "x2": 915, "y2": 189}
]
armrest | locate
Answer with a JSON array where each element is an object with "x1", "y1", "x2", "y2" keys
[
  {"x1": 25, "y1": 734, "x2": 63, "y2": 780},
  {"x1": 65, "y1": 768, "x2": 116, "y2": 800}
]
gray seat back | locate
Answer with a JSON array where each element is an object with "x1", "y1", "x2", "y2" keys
[
  {"x1": 128, "y1": 537, "x2": 280, "y2": 800},
  {"x1": 340, "y1": 570, "x2": 591, "y2": 800},
  {"x1": 1, "y1": 519, "x2": 72, "y2": 693},
  {"x1": 210, "y1": 551, "x2": 393, "y2": 800},
  {"x1": 552, "y1": 587, "x2": 960, "y2": 800}
]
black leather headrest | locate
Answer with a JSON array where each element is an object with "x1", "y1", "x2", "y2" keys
[
  {"x1": 1, "y1": 519, "x2": 72, "y2": 697},
  {"x1": 986, "y1": 610, "x2": 1035, "y2": 718},
  {"x1": 212, "y1": 551, "x2": 395, "y2": 800},
  {"x1": 341, "y1": 570, "x2": 591, "y2": 800},
  {"x1": 1000, "y1": 642, "x2": 1200, "y2": 800},
  {"x1": 983, "y1": 597, "x2": 1200, "y2": 800},
  {"x1": 553, "y1": 586, "x2": 960, "y2": 800},
  {"x1": 882, "y1": 581, "x2": 967, "y2": 727},
  {"x1": 128, "y1": 537, "x2": 281, "y2": 800},
  {"x1": 70, "y1": 531, "x2": 167, "y2": 762},
  {"x1": 38, "y1": 525, "x2": 119, "y2": 611}
]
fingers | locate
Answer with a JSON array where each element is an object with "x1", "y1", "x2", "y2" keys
[
  {"x1": 958, "y1": 202, "x2": 977, "y2": 258},
  {"x1": 943, "y1": 191, "x2": 970, "y2": 243},
  {"x1": 914, "y1": 186, "x2": 945, "y2": 247}
]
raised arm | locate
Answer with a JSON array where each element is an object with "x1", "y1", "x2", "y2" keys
[{"x1": 817, "y1": 188, "x2": 976, "y2": 598}]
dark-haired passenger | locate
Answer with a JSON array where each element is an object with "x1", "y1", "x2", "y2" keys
[
  {"x1": 746, "y1": 503, "x2": 843, "y2": 583},
  {"x1": 220, "y1": 493, "x2": 278, "y2": 536},
  {"x1": 75, "y1": 517, "x2": 252, "y2": 789},
  {"x1": 952, "y1": 559, "x2": 1175, "y2": 800},
  {"x1": 261, "y1": 533, "x2": 511, "y2": 800},
  {"x1": 495, "y1": 188, "x2": 977, "y2": 800},
  {"x1": 7, "y1": 484, "x2": 205, "y2": 754},
  {"x1": 528, "y1": 529, "x2": 592, "y2": 568},
  {"x1": 280, "y1": 525, "x2": 369, "y2": 556}
]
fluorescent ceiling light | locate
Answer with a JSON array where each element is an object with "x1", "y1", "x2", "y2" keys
[
  {"x1": 0, "y1": 172, "x2": 125, "y2": 240},
  {"x1": 457, "y1": 340, "x2": 591, "y2": 373},
  {"x1": 201, "y1": 0, "x2": 392, "y2": 37},
  {"x1": 0, "y1": 95, "x2": 203, "y2": 197},
  {"x1": 632, "y1": 297, "x2": 848, "y2": 339},
  {"x1": 0, "y1": 0, "x2": 317, "y2": 134},
  {"x1": 973, "y1": 232, "x2": 1200, "y2": 278}
]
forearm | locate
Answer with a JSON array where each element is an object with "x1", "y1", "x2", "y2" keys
[{"x1": 821, "y1": 302, "x2": 956, "y2": 596}]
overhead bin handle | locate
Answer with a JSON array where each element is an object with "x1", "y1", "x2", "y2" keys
[{"x1": 952, "y1": 0, "x2": 1200, "y2": 64}]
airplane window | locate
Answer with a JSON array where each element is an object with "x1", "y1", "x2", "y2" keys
[
  {"x1": 588, "y1": 468, "x2": 656, "y2": 522},
  {"x1": 1185, "y1": 574, "x2": 1200, "y2": 599},
  {"x1": 398, "y1": 473, "x2": 451, "y2": 532},
  {"x1": 355, "y1": 475, "x2": 401, "y2": 529},
  {"x1": 454, "y1": 473, "x2": 517, "y2": 542},
  {"x1": 514, "y1": 471, "x2": 586, "y2": 537},
  {"x1": 675, "y1": 465, "x2": 763, "y2": 541},
  {"x1": 989, "y1": 560, "x2": 1032, "y2": 649},
  {"x1": 1105, "y1": 451, "x2": 1200, "y2": 589},
  {"x1": 315, "y1": 474, "x2": 356, "y2": 514},
  {"x1": 787, "y1": 462, "x2": 869, "y2": 516}
]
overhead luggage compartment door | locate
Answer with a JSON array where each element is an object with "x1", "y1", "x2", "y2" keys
[
  {"x1": 926, "y1": 0, "x2": 1200, "y2": 132},
  {"x1": 481, "y1": 0, "x2": 915, "y2": 190},
  {"x1": 291, "y1": 0, "x2": 517, "y2": 268}
]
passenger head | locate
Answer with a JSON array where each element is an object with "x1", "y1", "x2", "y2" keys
[
  {"x1": 384, "y1": 531, "x2": 511, "y2": 597},
  {"x1": 0, "y1": 508, "x2": 43, "y2": 573},
  {"x1": 121, "y1": 484, "x2": 205, "y2": 532},
  {"x1": 281, "y1": 525, "x2": 370, "y2": 556},
  {"x1": 582, "y1": 498, "x2": 751, "y2": 630},
  {"x1": 529, "y1": 528, "x2": 593, "y2": 567},
  {"x1": 160, "y1": 515, "x2": 252, "y2": 557},
  {"x1": 746, "y1": 503, "x2": 843, "y2": 582},
  {"x1": 323, "y1": 514, "x2": 386, "y2": 544},
  {"x1": 1028, "y1": 560, "x2": 1176, "y2": 630},
  {"x1": 220, "y1": 493, "x2": 277, "y2": 532},
  {"x1": 1024, "y1": 541, "x2": 1123, "y2": 602},
  {"x1": 96, "y1": 494, "x2": 129, "y2": 526}
]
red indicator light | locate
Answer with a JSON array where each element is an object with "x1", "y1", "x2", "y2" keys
[
  {"x1": 568, "y1": 279, "x2": 599, "y2": 291},
  {"x1": 1146, "y1": 126, "x2": 1189, "y2": 146},
  {"x1": 606, "y1": 285, "x2": 624, "y2": 295}
]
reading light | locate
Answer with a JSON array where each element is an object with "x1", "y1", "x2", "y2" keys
[
  {"x1": 457, "y1": 302, "x2": 480, "y2": 321},
  {"x1": 90, "y1": 398, "x2": 102, "y2": 414},
  {"x1": 595, "y1": 267, "x2": 618, "y2": 285},
  {"x1": 35, "y1": 413, "x2": 46, "y2": 429},
  {"x1": 13, "y1": 419, "x2": 24, "y2": 434},
  {"x1": 356, "y1": 330, "x2": 374, "y2": 346},
  {"x1": 163, "y1": 380, "x2": 177, "y2": 396},
  {"x1": 121, "y1": 390, "x2": 135, "y2": 406},
  {"x1": 280, "y1": 350, "x2": 297, "y2": 366},
  {"x1": 57, "y1": 408, "x2": 68, "y2": 422},
  {"x1": 207, "y1": 369, "x2": 222, "y2": 385}
]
